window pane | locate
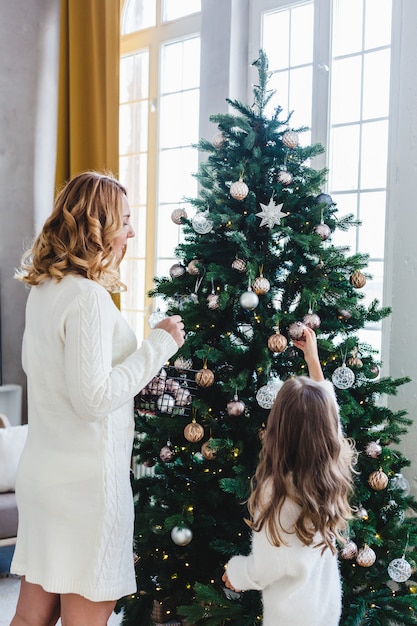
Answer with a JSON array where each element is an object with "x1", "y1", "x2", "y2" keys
[
  {"x1": 290, "y1": 3, "x2": 314, "y2": 66},
  {"x1": 358, "y1": 191, "x2": 386, "y2": 258},
  {"x1": 161, "y1": 38, "x2": 200, "y2": 94},
  {"x1": 329, "y1": 125, "x2": 360, "y2": 190},
  {"x1": 120, "y1": 259, "x2": 146, "y2": 310},
  {"x1": 288, "y1": 65, "x2": 313, "y2": 131},
  {"x1": 119, "y1": 101, "x2": 148, "y2": 153},
  {"x1": 332, "y1": 0, "x2": 363, "y2": 57},
  {"x1": 360, "y1": 120, "x2": 388, "y2": 189},
  {"x1": 156, "y1": 205, "x2": 183, "y2": 259},
  {"x1": 331, "y1": 56, "x2": 362, "y2": 124},
  {"x1": 362, "y1": 50, "x2": 391, "y2": 120},
  {"x1": 268, "y1": 71, "x2": 289, "y2": 114},
  {"x1": 126, "y1": 205, "x2": 147, "y2": 259},
  {"x1": 120, "y1": 52, "x2": 149, "y2": 103},
  {"x1": 119, "y1": 154, "x2": 148, "y2": 206},
  {"x1": 158, "y1": 147, "x2": 198, "y2": 204},
  {"x1": 160, "y1": 90, "x2": 200, "y2": 149},
  {"x1": 263, "y1": 10, "x2": 290, "y2": 70},
  {"x1": 360, "y1": 260, "x2": 384, "y2": 306},
  {"x1": 121, "y1": 0, "x2": 156, "y2": 34},
  {"x1": 330, "y1": 192, "x2": 358, "y2": 251},
  {"x1": 365, "y1": 0, "x2": 392, "y2": 49},
  {"x1": 162, "y1": 0, "x2": 201, "y2": 22}
]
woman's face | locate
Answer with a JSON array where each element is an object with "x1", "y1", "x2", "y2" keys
[{"x1": 112, "y1": 194, "x2": 135, "y2": 259}]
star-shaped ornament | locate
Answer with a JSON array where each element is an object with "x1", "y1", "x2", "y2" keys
[{"x1": 256, "y1": 198, "x2": 287, "y2": 228}]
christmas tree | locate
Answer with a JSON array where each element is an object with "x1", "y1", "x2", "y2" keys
[{"x1": 117, "y1": 51, "x2": 417, "y2": 626}]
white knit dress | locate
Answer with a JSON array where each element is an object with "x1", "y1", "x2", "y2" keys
[{"x1": 11, "y1": 275, "x2": 178, "y2": 601}]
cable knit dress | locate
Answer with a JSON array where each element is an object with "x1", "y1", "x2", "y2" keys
[{"x1": 11, "y1": 275, "x2": 179, "y2": 601}]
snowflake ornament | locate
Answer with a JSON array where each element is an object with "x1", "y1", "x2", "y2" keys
[{"x1": 256, "y1": 197, "x2": 287, "y2": 228}]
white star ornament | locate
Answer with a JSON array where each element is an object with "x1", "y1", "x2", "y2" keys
[{"x1": 256, "y1": 198, "x2": 287, "y2": 229}]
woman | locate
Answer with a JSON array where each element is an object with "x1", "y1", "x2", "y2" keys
[
  {"x1": 222, "y1": 327, "x2": 355, "y2": 626},
  {"x1": 10, "y1": 171, "x2": 185, "y2": 626}
]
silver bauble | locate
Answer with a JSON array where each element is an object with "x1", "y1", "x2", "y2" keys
[
  {"x1": 171, "y1": 525, "x2": 193, "y2": 546},
  {"x1": 192, "y1": 211, "x2": 213, "y2": 234},
  {"x1": 239, "y1": 289, "x2": 259, "y2": 310}
]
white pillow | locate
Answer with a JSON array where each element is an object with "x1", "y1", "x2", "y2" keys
[{"x1": 0, "y1": 425, "x2": 28, "y2": 492}]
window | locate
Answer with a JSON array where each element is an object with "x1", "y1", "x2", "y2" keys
[
  {"x1": 255, "y1": 0, "x2": 393, "y2": 353},
  {"x1": 119, "y1": 0, "x2": 201, "y2": 342}
]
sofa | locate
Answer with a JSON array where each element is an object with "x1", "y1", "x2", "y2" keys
[{"x1": 0, "y1": 414, "x2": 27, "y2": 547}]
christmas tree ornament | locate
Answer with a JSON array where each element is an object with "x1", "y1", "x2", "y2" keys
[
  {"x1": 184, "y1": 420, "x2": 205, "y2": 443},
  {"x1": 169, "y1": 263, "x2": 186, "y2": 278},
  {"x1": 357, "y1": 507, "x2": 369, "y2": 520},
  {"x1": 368, "y1": 469, "x2": 389, "y2": 491},
  {"x1": 314, "y1": 193, "x2": 333, "y2": 207},
  {"x1": 165, "y1": 378, "x2": 180, "y2": 395},
  {"x1": 390, "y1": 473, "x2": 411, "y2": 496},
  {"x1": 157, "y1": 393, "x2": 176, "y2": 414},
  {"x1": 338, "y1": 309, "x2": 352, "y2": 320},
  {"x1": 368, "y1": 364, "x2": 380, "y2": 379},
  {"x1": 174, "y1": 356, "x2": 193, "y2": 371},
  {"x1": 288, "y1": 321, "x2": 306, "y2": 341},
  {"x1": 207, "y1": 292, "x2": 219, "y2": 310},
  {"x1": 282, "y1": 130, "x2": 299, "y2": 148},
  {"x1": 267, "y1": 328, "x2": 287, "y2": 353},
  {"x1": 239, "y1": 287, "x2": 259, "y2": 310},
  {"x1": 332, "y1": 358, "x2": 355, "y2": 389},
  {"x1": 143, "y1": 457, "x2": 156, "y2": 468},
  {"x1": 252, "y1": 271, "x2": 271, "y2": 295},
  {"x1": 195, "y1": 364, "x2": 215, "y2": 387},
  {"x1": 350, "y1": 270, "x2": 367, "y2": 288},
  {"x1": 171, "y1": 208, "x2": 188, "y2": 224},
  {"x1": 365, "y1": 441, "x2": 382, "y2": 458},
  {"x1": 148, "y1": 309, "x2": 167, "y2": 329},
  {"x1": 230, "y1": 177, "x2": 249, "y2": 201},
  {"x1": 187, "y1": 259, "x2": 201, "y2": 275},
  {"x1": 192, "y1": 211, "x2": 213, "y2": 234},
  {"x1": 147, "y1": 375, "x2": 166, "y2": 395},
  {"x1": 160, "y1": 441, "x2": 175, "y2": 462},
  {"x1": 340, "y1": 540, "x2": 358, "y2": 560},
  {"x1": 347, "y1": 348, "x2": 363, "y2": 368},
  {"x1": 171, "y1": 525, "x2": 193, "y2": 546},
  {"x1": 314, "y1": 222, "x2": 331, "y2": 240},
  {"x1": 356, "y1": 545, "x2": 376, "y2": 567},
  {"x1": 212, "y1": 131, "x2": 225, "y2": 148},
  {"x1": 201, "y1": 439, "x2": 217, "y2": 460},
  {"x1": 256, "y1": 197, "x2": 287, "y2": 228},
  {"x1": 388, "y1": 557, "x2": 412, "y2": 583},
  {"x1": 175, "y1": 387, "x2": 192, "y2": 407},
  {"x1": 277, "y1": 169, "x2": 293, "y2": 185},
  {"x1": 303, "y1": 308, "x2": 321, "y2": 330},
  {"x1": 256, "y1": 379, "x2": 282, "y2": 409},
  {"x1": 231, "y1": 257, "x2": 247, "y2": 273},
  {"x1": 227, "y1": 393, "x2": 246, "y2": 416}
]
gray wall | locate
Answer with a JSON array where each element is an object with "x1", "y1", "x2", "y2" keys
[{"x1": 0, "y1": 0, "x2": 60, "y2": 406}]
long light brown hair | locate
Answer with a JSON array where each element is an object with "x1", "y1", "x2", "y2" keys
[
  {"x1": 15, "y1": 171, "x2": 128, "y2": 292},
  {"x1": 248, "y1": 377, "x2": 355, "y2": 554}
]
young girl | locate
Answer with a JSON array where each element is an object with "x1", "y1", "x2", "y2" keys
[{"x1": 222, "y1": 326, "x2": 355, "y2": 626}]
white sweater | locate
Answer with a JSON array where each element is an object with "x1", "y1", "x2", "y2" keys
[
  {"x1": 11, "y1": 275, "x2": 178, "y2": 601},
  {"x1": 226, "y1": 497, "x2": 342, "y2": 626}
]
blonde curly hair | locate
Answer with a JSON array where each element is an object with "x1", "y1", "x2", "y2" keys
[{"x1": 15, "y1": 171, "x2": 128, "y2": 292}]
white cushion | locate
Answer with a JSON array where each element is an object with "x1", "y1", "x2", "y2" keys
[{"x1": 0, "y1": 425, "x2": 28, "y2": 492}]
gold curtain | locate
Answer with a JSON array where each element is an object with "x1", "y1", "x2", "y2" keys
[
  {"x1": 56, "y1": 0, "x2": 121, "y2": 306},
  {"x1": 56, "y1": 0, "x2": 120, "y2": 186}
]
